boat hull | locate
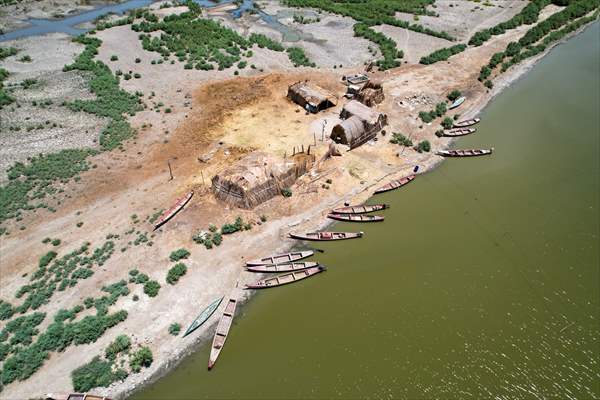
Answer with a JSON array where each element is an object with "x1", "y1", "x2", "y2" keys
[
  {"x1": 453, "y1": 117, "x2": 480, "y2": 128},
  {"x1": 327, "y1": 214, "x2": 384, "y2": 222},
  {"x1": 289, "y1": 231, "x2": 363, "y2": 241},
  {"x1": 246, "y1": 261, "x2": 318, "y2": 273},
  {"x1": 208, "y1": 298, "x2": 237, "y2": 370},
  {"x1": 246, "y1": 250, "x2": 314, "y2": 267},
  {"x1": 374, "y1": 174, "x2": 415, "y2": 194},
  {"x1": 183, "y1": 297, "x2": 224, "y2": 338},
  {"x1": 331, "y1": 204, "x2": 388, "y2": 214},
  {"x1": 246, "y1": 266, "x2": 326, "y2": 289},
  {"x1": 436, "y1": 149, "x2": 493, "y2": 157},
  {"x1": 443, "y1": 128, "x2": 476, "y2": 137},
  {"x1": 154, "y1": 190, "x2": 194, "y2": 230}
]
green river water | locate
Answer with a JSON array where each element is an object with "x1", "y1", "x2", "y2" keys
[{"x1": 135, "y1": 22, "x2": 599, "y2": 399}]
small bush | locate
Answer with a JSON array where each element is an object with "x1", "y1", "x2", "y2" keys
[
  {"x1": 105, "y1": 334, "x2": 131, "y2": 360},
  {"x1": 168, "y1": 323, "x2": 181, "y2": 336},
  {"x1": 51, "y1": 239, "x2": 61, "y2": 246},
  {"x1": 281, "y1": 188, "x2": 292, "y2": 197},
  {"x1": 110, "y1": 55, "x2": 118, "y2": 61},
  {"x1": 441, "y1": 117, "x2": 454, "y2": 130},
  {"x1": 416, "y1": 140, "x2": 431, "y2": 153},
  {"x1": 129, "y1": 346, "x2": 153, "y2": 373},
  {"x1": 135, "y1": 57, "x2": 141, "y2": 63},
  {"x1": 169, "y1": 248, "x2": 190, "y2": 262},
  {"x1": 390, "y1": 132, "x2": 412, "y2": 147},
  {"x1": 143, "y1": 280, "x2": 160, "y2": 297},
  {"x1": 71, "y1": 356, "x2": 127, "y2": 392},
  {"x1": 447, "y1": 90, "x2": 462, "y2": 102},
  {"x1": 166, "y1": 263, "x2": 187, "y2": 285}
]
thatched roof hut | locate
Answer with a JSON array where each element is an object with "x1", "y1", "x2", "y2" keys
[
  {"x1": 356, "y1": 80, "x2": 384, "y2": 106},
  {"x1": 212, "y1": 152, "x2": 314, "y2": 209},
  {"x1": 331, "y1": 100, "x2": 387, "y2": 149},
  {"x1": 287, "y1": 81, "x2": 337, "y2": 113}
]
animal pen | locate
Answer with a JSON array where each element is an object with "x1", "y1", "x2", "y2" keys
[
  {"x1": 287, "y1": 81, "x2": 337, "y2": 113},
  {"x1": 330, "y1": 100, "x2": 387, "y2": 149},
  {"x1": 212, "y1": 152, "x2": 315, "y2": 209}
]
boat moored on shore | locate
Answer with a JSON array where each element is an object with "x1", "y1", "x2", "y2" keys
[
  {"x1": 289, "y1": 231, "x2": 363, "y2": 241},
  {"x1": 183, "y1": 297, "x2": 224, "y2": 338},
  {"x1": 153, "y1": 190, "x2": 194, "y2": 230},
  {"x1": 208, "y1": 297, "x2": 237, "y2": 370},
  {"x1": 246, "y1": 265, "x2": 326, "y2": 289},
  {"x1": 331, "y1": 204, "x2": 389, "y2": 214},
  {"x1": 437, "y1": 148, "x2": 493, "y2": 157},
  {"x1": 246, "y1": 250, "x2": 314, "y2": 267},
  {"x1": 246, "y1": 261, "x2": 319, "y2": 273},
  {"x1": 442, "y1": 127, "x2": 477, "y2": 137},
  {"x1": 453, "y1": 117, "x2": 480, "y2": 128},
  {"x1": 374, "y1": 174, "x2": 415, "y2": 194},
  {"x1": 327, "y1": 214, "x2": 384, "y2": 222}
]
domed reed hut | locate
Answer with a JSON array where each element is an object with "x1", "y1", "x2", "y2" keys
[
  {"x1": 330, "y1": 100, "x2": 387, "y2": 149},
  {"x1": 212, "y1": 152, "x2": 315, "y2": 209},
  {"x1": 287, "y1": 81, "x2": 337, "y2": 113}
]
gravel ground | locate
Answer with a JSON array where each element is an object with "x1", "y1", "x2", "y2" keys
[{"x1": 0, "y1": 33, "x2": 106, "y2": 181}]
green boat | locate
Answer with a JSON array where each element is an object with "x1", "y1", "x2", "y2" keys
[{"x1": 183, "y1": 297, "x2": 224, "y2": 338}]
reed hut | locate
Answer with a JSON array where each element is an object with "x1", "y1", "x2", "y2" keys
[
  {"x1": 287, "y1": 81, "x2": 337, "y2": 113},
  {"x1": 356, "y1": 80, "x2": 384, "y2": 106},
  {"x1": 212, "y1": 152, "x2": 315, "y2": 209},
  {"x1": 330, "y1": 100, "x2": 387, "y2": 149}
]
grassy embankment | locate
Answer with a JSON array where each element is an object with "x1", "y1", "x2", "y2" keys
[{"x1": 282, "y1": 0, "x2": 454, "y2": 70}]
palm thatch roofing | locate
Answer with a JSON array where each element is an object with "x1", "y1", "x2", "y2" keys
[
  {"x1": 330, "y1": 116, "x2": 366, "y2": 146},
  {"x1": 356, "y1": 80, "x2": 384, "y2": 107},
  {"x1": 212, "y1": 152, "x2": 314, "y2": 209},
  {"x1": 339, "y1": 100, "x2": 383, "y2": 125},
  {"x1": 287, "y1": 81, "x2": 337, "y2": 113}
]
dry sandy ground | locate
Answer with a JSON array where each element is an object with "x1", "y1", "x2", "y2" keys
[{"x1": 0, "y1": 3, "x2": 583, "y2": 399}]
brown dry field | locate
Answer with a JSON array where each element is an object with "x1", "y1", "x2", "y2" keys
[{"x1": 0, "y1": 3, "x2": 574, "y2": 399}]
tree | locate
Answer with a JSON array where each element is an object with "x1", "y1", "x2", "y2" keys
[
  {"x1": 441, "y1": 117, "x2": 454, "y2": 129},
  {"x1": 169, "y1": 248, "x2": 190, "y2": 262},
  {"x1": 416, "y1": 140, "x2": 431, "y2": 153},
  {"x1": 447, "y1": 90, "x2": 461, "y2": 102},
  {"x1": 143, "y1": 280, "x2": 160, "y2": 297},
  {"x1": 129, "y1": 346, "x2": 153, "y2": 373}
]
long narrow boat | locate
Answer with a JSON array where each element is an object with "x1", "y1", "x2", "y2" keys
[
  {"x1": 183, "y1": 297, "x2": 224, "y2": 338},
  {"x1": 246, "y1": 261, "x2": 319, "y2": 273},
  {"x1": 436, "y1": 148, "x2": 493, "y2": 157},
  {"x1": 374, "y1": 174, "x2": 415, "y2": 194},
  {"x1": 331, "y1": 204, "x2": 388, "y2": 214},
  {"x1": 289, "y1": 231, "x2": 363, "y2": 241},
  {"x1": 153, "y1": 190, "x2": 194, "y2": 230},
  {"x1": 443, "y1": 127, "x2": 476, "y2": 137},
  {"x1": 449, "y1": 96, "x2": 466, "y2": 109},
  {"x1": 246, "y1": 265, "x2": 326, "y2": 289},
  {"x1": 453, "y1": 117, "x2": 480, "y2": 128},
  {"x1": 208, "y1": 297, "x2": 237, "y2": 370},
  {"x1": 46, "y1": 394, "x2": 112, "y2": 400},
  {"x1": 327, "y1": 213, "x2": 384, "y2": 222},
  {"x1": 246, "y1": 250, "x2": 314, "y2": 267}
]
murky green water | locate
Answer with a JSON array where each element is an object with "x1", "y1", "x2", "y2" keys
[{"x1": 135, "y1": 23, "x2": 599, "y2": 399}]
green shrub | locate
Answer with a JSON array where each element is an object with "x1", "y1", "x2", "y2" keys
[
  {"x1": 212, "y1": 232, "x2": 222, "y2": 246},
  {"x1": 51, "y1": 239, "x2": 61, "y2": 246},
  {"x1": 19, "y1": 55, "x2": 32, "y2": 62},
  {"x1": 390, "y1": 132, "x2": 412, "y2": 147},
  {"x1": 441, "y1": 117, "x2": 454, "y2": 129},
  {"x1": 110, "y1": 55, "x2": 118, "y2": 61},
  {"x1": 419, "y1": 44, "x2": 466, "y2": 65},
  {"x1": 447, "y1": 90, "x2": 462, "y2": 102},
  {"x1": 71, "y1": 356, "x2": 127, "y2": 392},
  {"x1": 416, "y1": 140, "x2": 431, "y2": 153},
  {"x1": 144, "y1": 280, "x2": 160, "y2": 297},
  {"x1": 221, "y1": 217, "x2": 244, "y2": 234},
  {"x1": 0, "y1": 300, "x2": 14, "y2": 320},
  {"x1": 166, "y1": 263, "x2": 187, "y2": 285},
  {"x1": 105, "y1": 334, "x2": 131, "y2": 360},
  {"x1": 286, "y1": 47, "x2": 316, "y2": 67},
  {"x1": 418, "y1": 111, "x2": 435, "y2": 123},
  {"x1": 484, "y1": 80, "x2": 494, "y2": 89},
  {"x1": 39, "y1": 251, "x2": 58, "y2": 268},
  {"x1": 169, "y1": 248, "x2": 190, "y2": 262},
  {"x1": 129, "y1": 346, "x2": 153, "y2": 373},
  {"x1": 281, "y1": 188, "x2": 292, "y2": 197},
  {"x1": 0, "y1": 46, "x2": 18, "y2": 60},
  {"x1": 168, "y1": 323, "x2": 181, "y2": 336}
]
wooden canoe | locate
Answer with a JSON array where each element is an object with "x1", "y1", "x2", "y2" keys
[
  {"x1": 453, "y1": 117, "x2": 480, "y2": 128},
  {"x1": 436, "y1": 148, "x2": 493, "y2": 157},
  {"x1": 246, "y1": 261, "x2": 319, "y2": 273},
  {"x1": 153, "y1": 190, "x2": 194, "y2": 230},
  {"x1": 289, "y1": 231, "x2": 363, "y2": 241},
  {"x1": 374, "y1": 174, "x2": 415, "y2": 194},
  {"x1": 327, "y1": 213, "x2": 384, "y2": 222},
  {"x1": 443, "y1": 127, "x2": 476, "y2": 137},
  {"x1": 246, "y1": 250, "x2": 314, "y2": 267},
  {"x1": 449, "y1": 96, "x2": 466, "y2": 109},
  {"x1": 183, "y1": 297, "x2": 224, "y2": 338},
  {"x1": 331, "y1": 204, "x2": 388, "y2": 214},
  {"x1": 208, "y1": 297, "x2": 237, "y2": 370},
  {"x1": 45, "y1": 394, "x2": 112, "y2": 400},
  {"x1": 246, "y1": 265, "x2": 326, "y2": 289}
]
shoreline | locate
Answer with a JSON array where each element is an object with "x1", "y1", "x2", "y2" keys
[{"x1": 111, "y1": 21, "x2": 598, "y2": 400}]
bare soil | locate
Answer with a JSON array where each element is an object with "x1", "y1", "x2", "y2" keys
[{"x1": 0, "y1": 3, "x2": 581, "y2": 399}]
